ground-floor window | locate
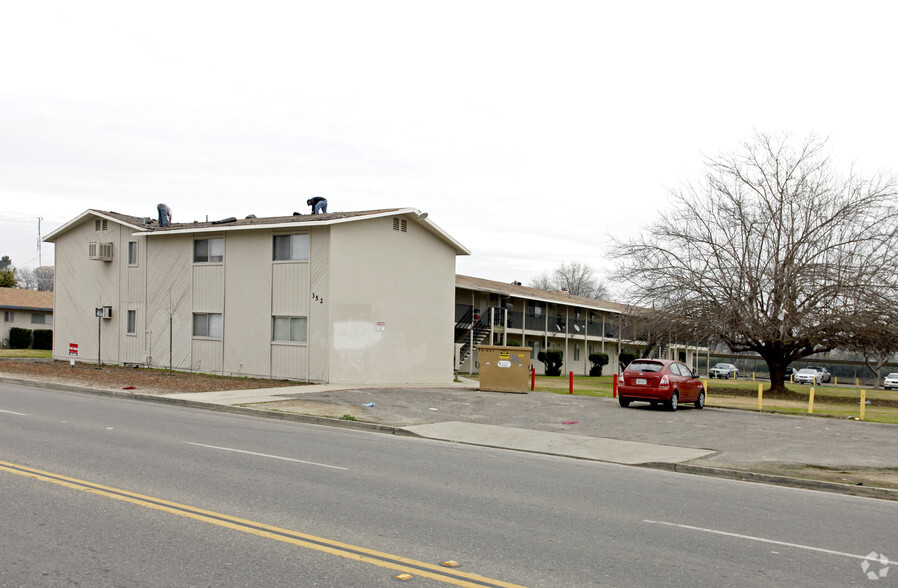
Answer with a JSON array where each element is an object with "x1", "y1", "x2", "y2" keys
[
  {"x1": 272, "y1": 316, "x2": 307, "y2": 343},
  {"x1": 193, "y1": 313, "x2": 223, "y2": 338},
  {"x1": 574, "y1": 344, "x2": 580, "y2": 361},
  {"x1": 127, "y1": 310, "x2": 136, "y2": 334}
]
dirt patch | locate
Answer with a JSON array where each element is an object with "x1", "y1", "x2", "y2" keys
[{"x1": 0, "y1": 359, "x2": 298, "y2": 395}]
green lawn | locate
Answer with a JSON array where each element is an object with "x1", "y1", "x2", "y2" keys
[
  {"x1": 465, "y1": 373, "x2": 898, "y2": 424},
  {"x1": 0, "y1": 349, "x2": 52, "y2": 359}
]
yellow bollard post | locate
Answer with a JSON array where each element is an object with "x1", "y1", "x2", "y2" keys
[
  {"x1": 752, "y1": 372, "x2": 756, "y2": 382},
  {"x1": 834, "y1": 376, "x2": 837, "y2": 386},
  {"x1": 856, "y1": 378, "x2": 859, "y2": 388},
  {"x1": 860, "y1": 390, "x2": 866, "y2": 421},
  {"x1": 757, "y1": 383, "x2": 763, "y2": 410},
  {"x1": 733, "y1": 371, "x2": 737, "y2": 381},
  {"x1": 808, "y1": 387, "x2": 815, "y2": 414}
]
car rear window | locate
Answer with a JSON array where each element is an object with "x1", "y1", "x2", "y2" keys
[{"x1": 627, "y1": 361, "x2": 664, "y2": 373}]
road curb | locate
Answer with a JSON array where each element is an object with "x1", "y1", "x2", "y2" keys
[{"x1": 638, "y1": 462, "x2": 898, "y2": 501}]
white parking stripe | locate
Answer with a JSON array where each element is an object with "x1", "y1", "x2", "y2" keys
[
  {"x1": 187, "y1": 442, "x2": 349, "y2": 470},
  {"x1": 644, "y1": 520, "x2": 880, "y2": 561},
  {"x1": 0, "y1": 409, "x2": 27, "y2": 416}
]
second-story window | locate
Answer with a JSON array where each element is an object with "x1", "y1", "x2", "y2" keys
[
  {"x1": 194, "y1": 238, "x2": 224, "y2": 263},
  {"x1": 128, "y1": 241, "x2": 138, "y2": 265},
  {"x1": 273, "y1": 234, "x2": 309, "y2": 261}
]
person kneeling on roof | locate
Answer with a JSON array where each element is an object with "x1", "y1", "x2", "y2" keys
[{"x1": 307, "y1": 196, "x2": 327, "y2": 214}]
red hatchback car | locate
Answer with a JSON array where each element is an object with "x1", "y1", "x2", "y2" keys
[{"x1": 617, "y1": 359, "x2": 705, "y2": 411}]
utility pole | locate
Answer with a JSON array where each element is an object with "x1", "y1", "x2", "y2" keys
[{"x1": 33, "y1": 217, "x2": 43, "y2": 267}]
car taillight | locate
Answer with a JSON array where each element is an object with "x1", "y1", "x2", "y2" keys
[
  {"x1": 617, "y1": 373, "x2": 624, "y2": 385},
  {"x1": 659, "y1": 375, "x2": 669, "y2": 387}
]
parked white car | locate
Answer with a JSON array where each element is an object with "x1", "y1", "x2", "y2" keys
[
  {"x1": 884, "y1": 373, "x2": 898, "y2": 391},
  {"x1": 709, "y1": 363, "x2": 738, "y2": 379},
  {"x1": 806, "y1": 366, "x2": 832, "y2": 383},
  {"x1": 794, "y1": 368, "x2": 825, "y2": 384}
]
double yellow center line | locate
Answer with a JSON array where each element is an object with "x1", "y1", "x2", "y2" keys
[{"x1": 0, "y1": 460, "x2": 523, "y2": 587}]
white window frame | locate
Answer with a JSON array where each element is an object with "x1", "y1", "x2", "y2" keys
[
  {"x1": 273, "y1": 234, "x2": 310, "y2": 262},
  {"x1": 194, "y1": 238, "x2": 224, "y2": 263},
  {"x1": 127, "y1": 310, "x2": 136, "y2": 335},
  {"x1": 193, "y1": 313, "x2": 223, "y2": 338},
  {"x1": 272, "y1": 316, "x2": 308, "y2": 343},
  {"x1": 128, "y1": 241, "x2": 138, "y2": 265}
]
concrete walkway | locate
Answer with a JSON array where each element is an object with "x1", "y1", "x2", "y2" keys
[{"x1": 401, "y1": 422, "x2": 715, "y2": 464}]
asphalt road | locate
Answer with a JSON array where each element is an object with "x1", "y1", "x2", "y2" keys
[{"x1": 1, "y1": 382, "x2": 896, "y2": 587}]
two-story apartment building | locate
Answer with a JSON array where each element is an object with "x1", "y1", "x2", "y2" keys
[
  {"x1": 0, "y1": 288, "x2": 54, "y2": 346},
  {"x1": 45, "y1": 208, "x2": 468, "y2": 384},
  {"x1": 454, "y1": 275, "x2": 703, "y2": 375}
]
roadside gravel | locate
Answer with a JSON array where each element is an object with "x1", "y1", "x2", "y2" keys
[{"x1": 0, "y1": 359, "x2": 297, "y2": 395}]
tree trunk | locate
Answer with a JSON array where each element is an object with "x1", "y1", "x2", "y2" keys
[{"x1": 763, "y1": 355, "x2": 789, "y2": 394}]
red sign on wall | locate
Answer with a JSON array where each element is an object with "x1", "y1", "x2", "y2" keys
[{"x1": 69, "y1": 343, "x2": 78, "y2": 356}]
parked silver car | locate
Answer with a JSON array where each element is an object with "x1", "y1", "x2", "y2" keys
[{"x1": 709, "y1": 363, "x2": 738, "y2": 379}]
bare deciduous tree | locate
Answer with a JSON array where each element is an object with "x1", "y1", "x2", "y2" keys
[
  {"x1": 844, "y1": 309, "x2": 898, "y2": 388},
  {"x1": 16, "y1": 268, "x2": 37, "y2": 290},
  {"x1": 613, "y1": 132, "x2": 898, "y2": 392},
  {"x1": 34, "y1": 266, "x2": 54, "y2": 291},
  {"x1": 530, "y1": 261, "x2": 609, "y2": 300}
]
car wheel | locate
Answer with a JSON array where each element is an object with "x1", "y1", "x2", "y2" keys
[
  {"x1": 618, "y1": 397, "x2": 631, "y2": 408},
  {"x1": 666, "y1": 391, "x2": 678, "y2": 412},
  {"x1": 695, "y1": 389, "x2": 705, "y2": 409}
]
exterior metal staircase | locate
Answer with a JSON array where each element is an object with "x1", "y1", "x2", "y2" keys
[{"x1": 455, "y1": 306, "x2": 506, "y2": 366}]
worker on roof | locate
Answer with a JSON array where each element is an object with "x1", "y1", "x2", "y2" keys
[
  {"x1": 157, "y1": 203, "x2": 172, "y2": 227},
  {"x1": 307, "y1": 196, "x2": 327, "y2": 215}
]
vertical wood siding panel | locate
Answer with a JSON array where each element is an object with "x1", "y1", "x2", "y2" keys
[
  {"x1": 270, "y1": 345, "x2": 308, "y2": 379},
  {"x1": 192, "y1": 265, "x2": 224, "y2": 311},
  {"x1": 223, "y1": 231, "x2": 271, "y2": 377}
]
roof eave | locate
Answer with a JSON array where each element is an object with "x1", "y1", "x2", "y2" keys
[
  {"x1": 136, "y1": 208, "x2": 471, "y2": 256},
  {"x1": 44, "y1": 210, "x2": 145, "y2": 243}
]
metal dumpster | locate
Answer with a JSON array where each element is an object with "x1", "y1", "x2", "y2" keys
[{"x1": 476, "y1": 345, "x2": 532, "y2": 393}]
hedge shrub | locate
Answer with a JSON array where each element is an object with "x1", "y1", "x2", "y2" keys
[
  {"x1": 9, "y1": 327, "x2": 32, "y2": 349},
  {"x1": 537, "y1": 350, "x2": 564, "y2": 376},
  {"x1": 32, "y1": 329, "x2": 53, "y2": 350},
  {"x1": 589, "y1": 353, "x2": 609, "y2": 377}
]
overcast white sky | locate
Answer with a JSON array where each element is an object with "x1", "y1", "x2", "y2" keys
[{"x1": 2, "y1": 1, "x2": 896, "y2": 298}]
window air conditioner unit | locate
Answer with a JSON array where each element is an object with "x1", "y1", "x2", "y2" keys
[
  {"x1": 95, "y1": 306, "x2": 112, "y2": 319},
  {"x1": 88, "y1": 241, "x2": 114, "y2": 261}
]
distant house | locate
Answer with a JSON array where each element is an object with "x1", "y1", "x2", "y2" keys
[
  {"x1": 45, "y1": 208, "x2": 468, "y2": 384},
  {"x1": 0, "y1": 288, "x2": 54, "y2": 346}
]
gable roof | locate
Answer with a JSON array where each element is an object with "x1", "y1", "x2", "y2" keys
[
  {"x1": 0, "y1": 288, "x2": 53, "y2": 312},
  {"x1": 456, "y1": 274, "x2": 628, "y2": 314},
  {"x1": 45, "y1": 208, "x2": 470, "y2": 255}
]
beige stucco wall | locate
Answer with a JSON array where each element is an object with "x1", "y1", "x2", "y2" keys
[{"x1": 328, "y1": 215, "x2": 456, "y2": 384}]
